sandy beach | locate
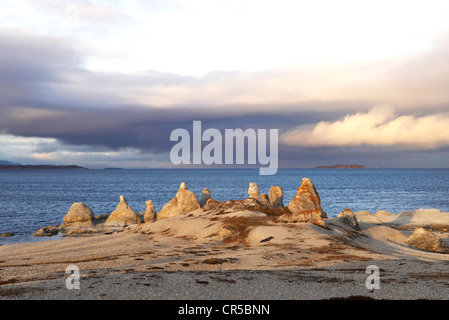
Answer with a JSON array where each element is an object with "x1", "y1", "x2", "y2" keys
[{"x1": 2, "y1": 202, "x2": 449, "y2": 300}]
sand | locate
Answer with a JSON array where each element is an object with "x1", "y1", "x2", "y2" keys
[{"x1": 2, "y1": 208, "x2": 449, "y2": 300}]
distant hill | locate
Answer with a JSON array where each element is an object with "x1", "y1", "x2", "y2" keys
[
  {"x1": 0, "y1": 164, "x2": 87, "y2": 170},
  {"x1": 316, "y1": 164, "x2": 368, "y2": 169},
  {"x1": 0, "y1": 160, "x2": 20, "y2": 165}
]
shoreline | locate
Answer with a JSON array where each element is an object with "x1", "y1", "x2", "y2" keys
[
  {"x1": 2, "y1": 180, "x2": 449, "y2": 300},
  {"x1": 2, "y1": 208, "x2": 449, "y2": 300}
]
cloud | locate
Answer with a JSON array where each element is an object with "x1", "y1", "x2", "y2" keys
[
  {"x1": 0, "y1": 133, "x2": 171, "y2": 168},
  {"x1": 2, "y1": 24, "x2": 449, "y2": 167},
  {"x1": 2, "y1": 0, "x2": 132, "y2": 30},
  {"x1": 0, "y1": 134, "x2": 58, "y2": 161},
  {"x1": 107, "y1": 35, "x2": 449, "y2": 111},
  {"x1": 281, "y1": 106, "x2": 449, "y2": 149},
  {"x1": 0, "y1": 31, "x2": 344, "y2": 155},
  {"x1": 3, "y1": 27, "x2": 449, "y2": 111}
]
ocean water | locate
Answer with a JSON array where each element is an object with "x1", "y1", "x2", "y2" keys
[{"x1": 1, "y1": 168, "x2": 449, "y2": 245}]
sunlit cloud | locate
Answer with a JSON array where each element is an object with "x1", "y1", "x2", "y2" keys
[
  {"x1": 281, "y1": 106, "x2": 449, "y2": 149},
  {"x1": 2, "y1": 0, "x2": 449, "y2": 168}
]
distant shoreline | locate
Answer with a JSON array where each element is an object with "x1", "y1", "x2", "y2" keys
[
  {"x1": 0, "y1": 165, "x2": 87, "y2": 170},
  {"x1": 316, "y1": 164, "x2": 368, "y2": 169}
]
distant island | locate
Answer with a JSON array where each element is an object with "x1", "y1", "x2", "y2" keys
[
  {"x1": 0, "y1": 160, "x2": 20, "y2": 165},
  {"x1": 0, "y1": 164, "x2": 87, "y2": 170},
  {"x1": 316, "y1": 164, "x2": 368, "y2": 169}
]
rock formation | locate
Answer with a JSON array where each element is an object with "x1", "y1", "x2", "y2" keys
[
  {"x1": 199, "y1": 188, "x2": 211, "y2": 208},
  {"x1": 248, "y1": 183, "x2": 270, "y2": 207},
  {"x1": 143, "y1": 200, "x2": 157, "y2": 223},
  {"x1": 374, "y1": 210, "x2": 395, "y2": 217},
  {"x1": 61, "y1": 202, "x2": 95, "y2": 227},
  {"x1": 203, "y1": 198, "x2": 270, "y2": 213},
  {"x1": 158, "y1": 182, "x2": 201, "y2": 219},
  {"x1": 248, "y1": 183, "x2": 260, "y2": 198},
  {"x1": 269, "y1": 186, "x2": 284, "y2": 208},
  {"x1": 32, "y1": 226, "x2": 61, "y2": 237},
  {"x1": 279, "y1": 178, "x2": 327, "y2": 227},
  {"x1": 0, "y1": 232, "x2": 15, "y2": 237},
  {"x1": 353, "y1": 211, "x2": 382, "y2": 224},
  {"x1": 105, "y1": 195, "x2": 140, "y2": 225},
  {"x1": 405, "y1": 227, "x2": 449, "y2": 254},
  {"x1": 387, "y1": 209, "x2": 449, "y2": 230},
  {"x1": 336, "y1": 208, "x2": 360, "y2": 230}
]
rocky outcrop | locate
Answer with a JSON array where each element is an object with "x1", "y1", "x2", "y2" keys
[
  {"x1": 203, "y1": 198, "x2": 271, "y2": 213},
  {"x1": 158, "y1": 183, "x2": 201, "y2": 219},
  {"x1": 387, "y1": 209, "x2": 449, "y2": 231},
  {"x1": 61, "y1": 203, "x2": 95, "y2": 227},
  {"x1": 353, "y1": 211, "x2": 382, "y2": 224},
  {"x1": 32, "y1": 225, "x2": 61, "y2": 237},
  {"x1": 144, "y1": 200, "x2": 157, "y2": 223},
  {"x1": 254, "y1": 193, "x2": 270, "y2": 207},
  {"x1": 202, "y1": 183, "x2": 283, "y2": 215},
  {"x1": 0, "y1": 232, "x2": 15, "y2": 237},
  {"x1": 269, "y1": 186, "x2": 284, "y2": 208},
  {"x1": 405, "y1": 227, "x2": 449, "y2": 254},
  {"x1": 374, "y1": 210, "x2": 395, "y2": 218},
  {"x1": 248, "y1": 183, "x2": 270, "y2": 207},
  {"x1": 199, "y1": 188, "x2": 211, "y2": 208},
  {"x1": 105, "y1": 195, "x2": 140, "y2": 225},
  {"x1": 336, "y1": 208, "x2": 360, "y2": 230},
  {"x1": 355, "y1": 209, "x2": 449, "y2": 231},
  {"x1": 248, "y1": 183, "x2": 260, "y2": 198},
  {"x1": 279, "y1": 178, "x2": 327, "y2": 227}
]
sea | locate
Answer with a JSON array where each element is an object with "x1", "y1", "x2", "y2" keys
[{"x1": 1, "y1": 168, "x2": 449, "y2": 245}]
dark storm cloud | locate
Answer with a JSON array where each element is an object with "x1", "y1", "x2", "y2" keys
[
  {"x1": 0, "y1": 31, "x2": 80, "y2": 81},
  {"x1": 0, "y1": 31, "x2": 352, "y2": 154},
  {"x1": 0, "y1": 101, "x2": 348, "y2": 154},
  {"x1": 0, "y1": 31, "x2": 82, "y2": 108}
]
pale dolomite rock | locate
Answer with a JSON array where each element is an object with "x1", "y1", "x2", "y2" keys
[
  {"x1": 248, "y1": 182, "x2": 260, "y2": 198},
  {"x1": 353, "y1": 211, "x2": 382, "y2": 224},
  {"x1": 158, "y1": 183, "x2": 200, "y2": 219},
  {"x1": 247, "y1": 183, "x2": 270, "y2": 207},
  {"x1": 279, "y1": 178, "x2": 327, "y2": 227},
  {"x1": 336, "y1": 208, "x2": 360, "y2": 230},
  {"x1": 32, "y1": 226, "x2": 61, "y2": 237},
  {"x1": 269, "y1": 186, "x2": 284, "y2": 208},
  {"x1": 199, "y1": 188, "x2": 211, "y2": 208},
  {"x1": 144, "y1": 200, "x2": 157, "y2": 223},
  {"x1": 405, "y1": 227, "x2": 449, "y2": 254},
  {"x1": 202, "y1": 198, "x2": 270, "y2": 213},
  {"x1": 105, "y1": 195, "x2": 140, "y2": 225},
  {"x1": 61, "y1": 202, "x2": 95, "y2": 227}
]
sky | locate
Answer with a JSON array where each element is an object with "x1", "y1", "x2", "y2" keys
[{"x1": 1, "y1": 0, "x2": 449, "y2": 168}]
